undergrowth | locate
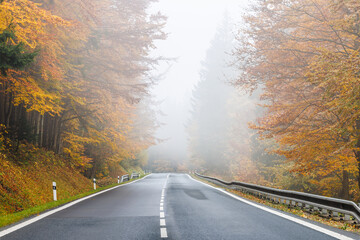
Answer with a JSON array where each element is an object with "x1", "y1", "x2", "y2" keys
[
  {"x1": 0, "y1": 142, "x2": 143, "y2": 228},
  {"x1": 0, "y1": 175, "x2": 145, "y2": 228}
]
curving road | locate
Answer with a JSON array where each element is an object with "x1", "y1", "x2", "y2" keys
[{"x1": 1, "y1": 174, "x2": 358, "y2": 240}]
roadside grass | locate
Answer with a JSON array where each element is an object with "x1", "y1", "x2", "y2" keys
[
  {"x1": 191, "y1": 174, "x2": 360, "y2": 235},
  {"x1": 0, "y1": 175, "x2": 147, "y2": 229}
]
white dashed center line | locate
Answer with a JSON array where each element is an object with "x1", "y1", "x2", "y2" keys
[
  {"x1": 161, "y1": 228, "x2": 168, "y2": 238},
  {"x1": 160, "y1": 219, "x2": 166, "y2": 226},
  {"x1": 160, "y1": 174, "x2": 170, "y2": 238}
]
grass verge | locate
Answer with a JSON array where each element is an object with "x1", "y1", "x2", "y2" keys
[
  {"x1": 191, "y1": 174, "x2": 360, "y2": 235},
  {"x1": 0, "y1": 175, "x2": 147, "y2": 229}
]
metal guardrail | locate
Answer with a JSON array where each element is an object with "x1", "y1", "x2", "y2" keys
[
  {"x1": 130, "y1": 172, "x2": 140, "y2": 179},
  {"x1": 195, "y1": 172, "x2": 360, "y2": 224},
  {"x1": 121, "y1": 174, "x2": 130, "y2": 183}
]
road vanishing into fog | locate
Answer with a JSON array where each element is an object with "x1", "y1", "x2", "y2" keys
[{"x1": 1, "y1": 174, "x2": 359, "y2": 240}]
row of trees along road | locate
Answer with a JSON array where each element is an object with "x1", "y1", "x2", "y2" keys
[
  {"x1": 234, "y1": 0, "x2": 360, "y2": 201},
  {"x1": 0, "y1": 0, "x2": 166, "y2": 178}
]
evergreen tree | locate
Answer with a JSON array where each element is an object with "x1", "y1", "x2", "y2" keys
[
  {"x1": 0, "y1": 24, "x2": 37, "y2": 76},
  {"x1": 187, "y1": 14, "x2": 235, "y2": 175}
]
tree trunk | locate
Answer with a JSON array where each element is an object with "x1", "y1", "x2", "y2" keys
[
  {"x1": 354, "y1": 119, "x2": 360, "y2": 193},
  {"x1": 5, "y1": 93, "x2": 13, "y2": 127},
  {"x1": 40, "y1": 114, "x2": 44, "y2": 146},
  {"x1": 36, "y1": 112, "x2": 41, "y2": 145},
  {"x1": 340, "y1": 170, "x2": 350, "y2": 200},
  {"x1": 0, "y1": 82, "x2": 7, "y2": 124}
]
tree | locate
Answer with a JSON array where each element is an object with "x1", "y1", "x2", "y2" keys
[
  {"x1": 234, "y1": 0, "x2": 360, "y2": 200},
  {"x1": 187, "y1": 14, "x2": 235, "y2": 176},
  {"x1": 0, "y1": 24, "x2": 37, "y2": 76},
  {"x1": 0, "y1": 0, "x2": 166, "y2": 179}
]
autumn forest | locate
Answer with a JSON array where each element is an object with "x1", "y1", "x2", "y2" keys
[
  {"x1": 1, "y1": 0, "x2": 360, "y2": 218},
  {"x1": 187, "y1": 0, "x2": 360, "y2": 202},
  {"x1": 0, "y1": 0, "x2": 165, "y2": 215}
]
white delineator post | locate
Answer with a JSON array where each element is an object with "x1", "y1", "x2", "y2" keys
[
  {"x1": 53, "y1": 182, "x2": 57, "y2": 201},
  {"x1": 118, "y1": 176, "x2": 120, "y2": 184},
  {"x1": 93, "y1": 178, "x2": 96, "y2": 190}
]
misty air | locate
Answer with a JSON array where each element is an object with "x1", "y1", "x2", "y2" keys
[{"x1": 1, "y1": 0, "x2": 360, "y2": 239}]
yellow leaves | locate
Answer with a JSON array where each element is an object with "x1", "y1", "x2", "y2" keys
[
  {"x1": 1, "y1": 71, "x2": 62, "y2": 115},
  {"x1": 0, "y1": 0, "x2": 162, "y2": 180},
  {"x1": 0, "y1": 7, "x2": 11, "y2": 33},
  {"x1": 234, "y1": 0, "x2": 360, "y2": 199},
  {"x1": 0, "y1": 0, "x2": 71, "y2": 48}
]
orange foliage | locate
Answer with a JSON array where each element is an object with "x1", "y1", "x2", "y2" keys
[
  {"x1": 0, "y1": 0, "x2": 165, "y2": 178},
  {"x1": 234, "y1": 0, "x2": 360, "y2": 200},
  {"x1": 0, "y1": 144, "x2": 91, "y2": 215}
]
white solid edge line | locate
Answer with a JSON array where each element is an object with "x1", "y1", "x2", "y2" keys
[
  {"x1": 0, "y1": 174, "x2": 152, "y2": 238},
  {"x1": 160, "y1": 228, "x2": 168, "y2": 238},
  {"x1": 187, "y1": 174, "x2": 355, "y2": 240}
]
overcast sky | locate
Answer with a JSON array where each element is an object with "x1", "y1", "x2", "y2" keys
[{"x1": 148, "y1": 0, "x2": 251, "y2": 160}]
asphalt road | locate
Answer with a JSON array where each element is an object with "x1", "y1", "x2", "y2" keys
[{"x1": 1, "y1": 173, "x2": 359, "y2": 240}]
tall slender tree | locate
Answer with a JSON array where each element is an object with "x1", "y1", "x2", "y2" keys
[{"x1": 187, "y1": 14, "x2": 235, "y2": 175}]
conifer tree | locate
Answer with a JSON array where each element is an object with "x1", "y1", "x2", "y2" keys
[
  {"x1": 187, "y1": 14, "x2": 235, "y2": 175},
  {"x1": 0, "y1": 25, "x2": 37, "y2": 76}
]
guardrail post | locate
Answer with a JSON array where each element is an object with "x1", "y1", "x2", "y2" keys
[
  {"x1": 53, "y1": 182, "x2": 57, "y2": 201},
  {"x1": 93, "y1": 178, "x2": 96, "y2": 190},
  {"x1": 344, "y1": 214, "x2": 351, "y2": 221},
  {"x1": 321, "y1": 209, "x2": 329, "y2": 218}
]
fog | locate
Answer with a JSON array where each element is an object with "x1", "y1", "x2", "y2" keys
[
  {"x1": 147, "y1": 0, "x2": 253, "y2": 173},
  {"x1": 4, "y1": 0, "x2": 359, "y2": 202}
]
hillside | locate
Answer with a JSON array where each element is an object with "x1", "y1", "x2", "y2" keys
[{"x1": 0, "y1": 144, "x2": 94, "y2": 215}]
